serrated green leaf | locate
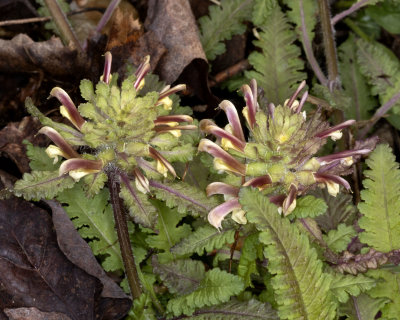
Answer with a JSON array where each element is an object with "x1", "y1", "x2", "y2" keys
[
  {"x1": 251, "y1": 0, "x2": 277, "y2": 26},
  {"x1": 150, "y1": 180, "x2": 218, "y2": 217},
  {"x1": 171, "y1": 224, "x2": 235, "y2": 256},
  {"x1": 339, "y1": 35, "x2": 377, "y2": 121},
  {"x1": 146, "y1": 201, "x2": 191, "y2": 263},
  {"x1": 188, "y1": 299, "x2": 278, "y2": 319},
  {"x1": 367, "y1": 269, "x2": 400, "y2": 318},
  {"x1": 57, "y1": 183, "x2": 123, "y2": 272},
  {"x1": 126, "y1": 293, "x2": 156, "y2": 320},
  {"x1": 14, "y1": 170, "x2": 75, "y2": 200},
  {"x1": 82, "y1": 171, "x2": 107, "y2": 197},
  {"x1": 199, "y1": 0, "x2": 253, "y2": 60},
  {"x1": 152, "y1": 257, "x2": 205, "y2": 295},
  {"x1": 24, "y1": 140, "x2": 59, "y2": 171},
  {"x1": 358, "y1": 144, "x2": 400, "y2": 252},
  {"x1": 240, "y1": 188, "x2": 336, "y2": 320},
  {"x1": 80, "y1": 79, "x2": 95, "y2": 101},
  {"x1": 323, "y1": 224, "x2": 357, "y2": 253},
  {"x1": 237, "y1": 232, "x2": 261, "y2": 287},
  {"x1": 330, "y1": 272, "x2": 376, "y2": 303},
  {"x1": 339, "y1": 293, "x2": 389, "y2": 320},
  {"x1": 292, "y1": 195, "x2": 327, "y2": 218},
  {"x1": 312, "y1": 84, "x2": 352, "y2": 112},
  {"x1": 167, "y1": 268, "x2": 244, "y2": 316},
  {"x1": 245, "y1": 4, "x2": 305, "y2": 105}
]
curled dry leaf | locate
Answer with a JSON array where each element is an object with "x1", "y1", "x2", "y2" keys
[{"x1": 4, "y1": 307, "x2": 72, "y2": 320}]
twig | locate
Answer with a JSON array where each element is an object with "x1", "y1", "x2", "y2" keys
[
  {"x1": 299, "y1": 0, "x2": 328, "y2": 86},
  {"x1": 331, "y1": 0, "x2": 370, "y2": 25},
  {"x1": 358, "y1": 90, "x2": 400, "y2": 139},
  {"x1": 318, "y1": 0, "x2": 339, "y2": 87},
  {"x1": 43, "y1": 0, "x2": 83, "y2": 52},
  {"x1": 209, "y1": 59, "x2": 250, "y2": 87},
  {"x1": 95, "y1": 0, "x2": 121, "y2": 34},
  {"x1": 107, "y1": 168, "x2": 142, "y2": 299}
]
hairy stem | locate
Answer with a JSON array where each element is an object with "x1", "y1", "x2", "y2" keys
[
  {"x1": 95, "y1": 0, "x2": 121, "y2": 33},
  {"x1": 331, "y1": 0, "x2": 370, "y2": 25},
  {"x1": 107, "y1": 167, "x2": 142, "y2": 299},
  {"x1": 318, "y1": 0, "x2": 339, "y2": 87},
  {"x1": 43, "y1": 0, "x2": 82, "y2": 52}
]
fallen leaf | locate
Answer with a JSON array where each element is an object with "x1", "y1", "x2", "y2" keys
[{"x1": 4, "y1": 307, "x2": 72, "y2": 320}]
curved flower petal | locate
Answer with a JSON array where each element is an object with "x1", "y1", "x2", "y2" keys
[
  {"x1": 314, "y1": 173, "x2": 351, "y2": 192},
  {"x1": 219, "y1": 100, "x2": 245, "y2": 142},
  {"x1": 208, "y1": 198, "x2": 241, "y2": 230},
  {"x1": 243, "y1": 175, "x2": 272, "y2": 190},
  {"x1": 241, "y1": 84, "x2": 257, "y2": 129},
  {"x1": 198, "y1": 139, "x2": 246, "y2": 176},
  {"x1": 314, "y1": 120, "x2": 356, "y2": 139},
  {"x1": 59, "y1": 158, "x2": 102, "y2": 181},
  {"x1": 158, "y1": 84, "x2": 186, "y2": 100},
  {"x1": 317, "y1": 149, "x2": 371, "y2": 165},
  {"x1": 282, "y1": 184, "x2": 297, "y2": 216},
  {"x1": 154, "y1": 115, "x2": 193, "y2": 124},
  {"x1": 134, "y1": 56, "x2": 150, "y2": 90},
  {"x1": 39, "y1": 126, "x2": 79, "y2": 159},
  {"x1": 286, "y1": 80, "x2": 306, "y2": 109},
  {"x1": 50, "y1": 87, "x2": 85, "y2": 130},
  {"x1": 206, "y1": 182, "x2": 239, "y2": 197},
  {"x1": 133, "y1": 168, "x2": 150, "y2": 194},
  {"x1": 101, "y1": 51, "x2": 112, "y2": 84},
  {"x1": 149, "y1": 147, "x2": 176, "y2": 177}
]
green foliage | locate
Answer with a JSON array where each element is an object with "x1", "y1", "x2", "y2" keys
[
  {"x1": 145, "y1": 201, "x2": 191, "y2": 263},
  {"x1": 282, "y1": 0, "x2": 318, "y2": 44},
  {"x1": 339, "y1": 35, "x2": 377, "y2": 120},
  {"x1": 126, "y1": 293, "x2": 156, "y2": 320},
  {"x1": 152, "y1": 257, "x2": 205, "y2": 295},
  {"x1": 366, "y1": 0, "x2": 400, "y2": 34},
  {"x1": 35, "y1": 0, "x2": 71, "y2": 36},
  {"x1": 24, "y1": 140, "x2": 59, "y2": 171},
  {"x1": 339, "y1": 293, "x2": 389, "y2": 320},
  {"x1": 323, "y1": 224, "x2": 357, "y2": 253},
  {"x1": 245, "y1": 4, "x2": 305, "y2": 105},
  {"x1": 291, "y1": 195, "x2": 327, "y2": 218},
  {"x1": 312, "y1": 84, "x2": 352, "y2": 112},
  {"x1": 166, "y1": 268, "x2": 244, "y2": 316},
  {"x1": 13, "y1": 170, "x2": 75, "y2": 200},
  {"x1": 330, "y1": 272, "x2": 376, "y2": 303},
  {"x1": 199, "y1": 0, "x2": 253, "y2": 60},
  {"x1": 240, "y1": 188, "x2": 336, "y2": 320},
  {"x1": 187, "y1": 299, "x2": 278, "y2": 319},
  {"x1": 57, "y1": 183, "x2": 123, "y2": 272},
  {"x1": 151, "y1": 180, "x2": 218, "y2": 216},
  {"x1": 82, "y1": 172, "x2": 108, "y2": 196},
  {"x1": 251, "y1": 0, "x2": 276, "y2": 26},
  {"x1": 367, "y1": 269, "x2": 400, "y2": 318},
  {"x1": 237, "y1": 232, "x2": 261, "y2": 287},
  {"x1": 358, "y1": 144, "x2": 400, "y2": 252},
  {"x1": 171, "y1": 224, "x2": 235, "y2": 256}
]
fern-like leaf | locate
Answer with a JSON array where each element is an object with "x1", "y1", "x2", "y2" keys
[
  {"x1": 57, "y1": 183, "x2": 123, "y2": 272},
  {"x1": 339, "y1": 35, "x2": 376, "y2": 121},
  {"x1": 237, "y1": 232, "x2": 261, "y2": 287},
  {"x1": 240, "y1": 188, "x2": 336, "y2": 320},
  {"x1": 146, "y1": 201, "x2": 191, "y2": 263},
  {"x1": 358, "y1": 144, "x2": 400, "y2": 252},
  {"x1": 171, "y1": 224, "x2": 235, "y2": 256},
  {"x1": 199, "y1": 0, "x2": 253, "y2": 61},
  {"x1": 292, "y1": 195, "x2": 327, "y2": 218},
  {"x1": 188, "y1": 299, "x2": 278, "y2": 319},
  {"x1": 246, "y1": 4, "x2": 305, "y2": 105},
  {"x1": 323, "y1": 224, "x2": 356, "y2": 253},
  {"x1": 366, "y1": 269, "x2": 400, "y2": 318},
  {"x1": 152, "y1": 257, "x2": 205, "y2": 295},
  {"x1": 330, "y1": 272, "x2": 376, "y2": 303},
  {"x1": 82, "y1": 172, "x2": 108, "y2": 197},
  {"x1": 14, "y1": 170, "x2": 75, "y2": 200},
  {"x1": 150, "y1": 180, "x2": 218, "y2": 217},
  {"x1": 252, "y1": 0, "x2": 276, "y2": 26},
  {"x1": 339, "y1": 293, "x2": 389, "y2": 320},
  {"x1": 24, "y1": 140, "x2": 59, "y2": 171},
  {"x1": 167, "y1": 268, "x2": 244, "y2": 316}
]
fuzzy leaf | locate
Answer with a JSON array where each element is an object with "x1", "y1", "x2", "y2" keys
[
  {"x1": 240, "y1": 188, "x2": 336, "y2": 320},
  {"x1": 166, "y1": 268, "x2": 244, "y2": 316},
  {"x1": 82, "y1": 171, "x2": 107, "y2": 196},
  {"x1": 367, "y1": 269, "x2": 400, "y2": 318},
  {"x1": 14, "y1": 170, "x2": 75, "y2": 200},
  {"x1": 126, "y1": 293, "x2": 156, "y2": 320},
  {"x1": 57, "y1": 183, "x2": 123, "y2": 272},
  {"x1": 282, "y1": 0, "x2": 318, "y2": 44},
  {"x1": 237, "y1": 232, "x2": 261, "y2": 287},
  {"x1": 199, "y1": 0, "x2": 253, "y2": 60},
  {"x1": 314, "y1": 188, "x2": 357, "y2": 232},
  {"x1": 188, "y1": 299, "x2": 278, "y2": 319},
  {"x1": 146, "y1": 201, "x2": 191, "y2": 263},
  {"x1": 120, "y1": 182, "x2": 158, "y2": 229},
  {"x1": 246, "y1": 4, "x2": 305, "y2": 105},
  {"x1": 158, "y1": 143, "x2": 196, "y2": 163},
  {"x1": 252, "y1": 0, "x2": 276, "y2": 26},
  {"x1": 312, "y1": 84, "x2": 352, "y2": 112},
  {"x1": 24, "y1": 140, "x2": 59, "y2": 171},
  {"x1": 150, "y1": 180, "x2": 218, "y2": 217},
  {"x1": 358, "y1": 144, "x2": 400, "y2": 252},
  {"x1": 152, "y1": 257, "x2": 205, "y2": 295},
  {"x1": 339, "y1": 293, "x2": 389, "y2": 320},
  {"x1": 330, "y1": 272, "x2": 376, "y2": 303},
  {"x1": 339, "y1": 35, "x2": 376, "y2": 121},
  {"x1": 171, "y1": 224, "x2": 235, "y2": 256},
  {"x1": 292, "y1": 195, "x2": 327, "y2": 218},
  {"x1": 323, "y1": 224, "x2": 357, "y2": 253}
]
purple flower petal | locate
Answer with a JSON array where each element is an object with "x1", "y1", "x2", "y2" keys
[
  {"x1": 208, "y1": 198, "x2": 241, "y2": 229},
  {"x1": 102, "y1": 51, "x2": 112, "y2": 84},
  {"x1": 314, "y1": 120, "x2": 356, "y2": 139},
  {"x1": 219, "y1": 100, "x2": 245, "y2": 142},
  {"x1": 39, "y1": 126, "x2": 79, "y2": 159},
  {"x1": 206, "y1": 182, "x2": 239, "y2": 197},
  {"x1": 200, "y1": 120, "x2": 246, "y2": 152}
]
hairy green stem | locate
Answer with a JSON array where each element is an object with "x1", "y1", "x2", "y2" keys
[
  {"x1": 331, "y1": 0, "x2": 370, "y2": 25},
  {"x1": 318, "y1": 0, "x2": 339, "y2": 88},
  {"x1": 107, "y1": 168, "x2": 142, "y2": 299},
  {"x1": 43, "y1": 0, "x2": 82, "y2": 52}
]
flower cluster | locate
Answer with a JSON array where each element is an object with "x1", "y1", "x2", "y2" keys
[
  {"x1": 38, "y1": 52, "x2": 196, "y2": 193},
  {"x1": 199, "y1": 80, "x2": 372, "y2": 229}
]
